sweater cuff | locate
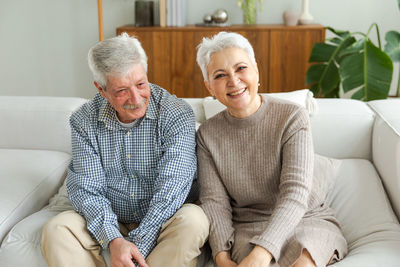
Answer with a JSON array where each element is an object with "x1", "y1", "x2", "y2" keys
[
  {"x1": 210, "y1": 235, "x2": 234, "y2": 260},
  {"x1": 250, "y1": 236, "x2": 280, "y2": 262}
]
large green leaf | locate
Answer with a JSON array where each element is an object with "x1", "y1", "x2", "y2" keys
[
  {"x1": 326, "y1": 37, "x2": 343, "y2": 45},
  {"x1": 384, "y1": 30, "x2": 400, "y2": 62},
  {"x1": 306, "y1": 63, "x2": 340, "y2": 97},
  {"x1": 339, "y1": 39, "x2": 364, "y2": 58},
  {"x1": 306, "y1": 29, "x2": 355, "y2": 98},
  {"x1": 320, "y1": 63, "x2": 341, "y2": 96},
  {"x1": 325, "y1": 27, "x2": 350, "y2": 38},
  {"x1": 306, "y1": 64, "x2": 325, "y2": 84},
  {"x1": 340, "y1": 40, "x2": 393, "y2": 100},
  {"x1": 308, "y1": 43, "x2": 337, "y2": 62}
]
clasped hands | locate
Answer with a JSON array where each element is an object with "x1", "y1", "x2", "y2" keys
[
  {"x1": 109, "y1": 237, "x2": 149, "y2": 267},
  {"x1": 109, "y1": 237, "x2": 272, "y2": 267},
  {"x1": 216, "y1": 245, "x2": 273, "y2": 267}
]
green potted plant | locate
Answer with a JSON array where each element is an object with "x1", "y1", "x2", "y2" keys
[
  {"x1": 237, "y1": 0, "x2": 263, "y2": 25},
  {"x1": 385, "y1": 30, "x2": 400, "y2": 97},
  {"x1": 306, "y1": 0, "x2": 400, "y2": 100}
]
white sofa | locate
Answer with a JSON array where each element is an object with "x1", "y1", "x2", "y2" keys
[{"x1": 0, "y1": 93, "x2": 400, "y2": 267}]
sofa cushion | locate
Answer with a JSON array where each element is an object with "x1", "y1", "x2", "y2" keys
[
  {"x1": 328, "y1": 159, "x2": 400, "y2": 266},
  {"x1": 368, "y1": 99, "x2": 400, "y2": 222},
  {"x1": 0, "y1": 209, "x2": 58, "y2": 266},
  {"x1": 0, "y1": 149, "x2": 70, "y2": 243},
  {"x1": 368, "y1": 99, "x2": 400, "y2": 134},
  {"x1": 0, "y1": 96, "x2": 87, "y2": 154},
  {"x1": 202, "y1": 89, "x2": 318, "y2": 120},
  {"x1": 2, "y1": 158, "x2": 400, "y2": 267},
  {"x1": 311, "y1": 99, "x2": 375, "y2": 160},
  {"x1": 313, "y1": 154, "x2": 341, "y2": 201},
  {"x1": 182, "y1": 98, "x2": 207, "y2": 126}
]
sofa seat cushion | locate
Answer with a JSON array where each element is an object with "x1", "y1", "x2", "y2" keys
[
  {"x1": 328, "y1": 159, "x2": 400, "y2": 266},
  {"x1": 0, "y1": 149, "x2": 70, "y2": 243},
  {"x1": 1, "y1": 159, "x2": 400, "y2": 267}
]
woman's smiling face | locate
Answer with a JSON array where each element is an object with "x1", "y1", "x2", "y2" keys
[{"x1": 205, "y1": 47, "x2": 261, "y2": 118}]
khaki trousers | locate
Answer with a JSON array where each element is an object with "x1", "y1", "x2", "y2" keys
[{"x1": 41, "y1": 204, "x2": 209, "y2": 267}]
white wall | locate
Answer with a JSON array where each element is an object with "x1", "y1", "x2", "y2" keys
[{"x1": 1, "y1": 0, "x2": 398, "y2": 98}]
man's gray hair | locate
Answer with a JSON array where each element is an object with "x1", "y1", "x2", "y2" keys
[
  {"x1": 196, "y1": 32, "x2": 257, "y2": 82},
  {"x1": 88, "y1": 32, "x2": 148, "y2": 90}
]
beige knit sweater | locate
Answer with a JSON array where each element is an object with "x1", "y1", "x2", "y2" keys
[{"x1": 197, "y1": 95, "x2": 318, "y2": 261}]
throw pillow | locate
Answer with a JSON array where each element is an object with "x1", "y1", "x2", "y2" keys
[
  {"x1": 202, "y1": 89, "x2": 318, "y2": 120},
  {"x1": 313, "y1": 153, "x2": 342, "y2": 201}
]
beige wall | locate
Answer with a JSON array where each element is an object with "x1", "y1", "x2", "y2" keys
[{"x1": 0, "y1": 0, "x2": 398, "y2": 98}]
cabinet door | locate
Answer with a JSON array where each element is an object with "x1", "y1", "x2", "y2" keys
[
  {"x1": 170, "y1": 31, "x2": 198, "y2": 98},
  {"x1": 193, "y1": 30, "x2": 221, "y2": 98},
  {"x1": 116, "y1": 29, "x2": 172, "y2": 92},
  {"x1": 150, "y1": 31, "x2": 171, "y2": 91},
  {"x1": 269, "y1": 29, "x2": 323, "y2": 92},
  {"x1": 117, "y1": 25, "x2": 325, "y2": 97},
  {"x1": 240, "y1": 30, "x2": 269, "y2": 94}
]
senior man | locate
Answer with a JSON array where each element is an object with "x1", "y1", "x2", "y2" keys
[{"x1": 41, "y1": 33, "x2": 209, "y2": 267}]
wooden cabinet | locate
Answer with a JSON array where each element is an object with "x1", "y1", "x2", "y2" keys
[{"x1": 116, "y1": 24, "x2": 325, "y2": 98}]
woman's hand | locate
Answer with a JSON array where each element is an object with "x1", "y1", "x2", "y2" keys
[
  {"x1": 216, "y1": 251, "x2": 238, "y2": 267},
  {"x1": 237, "y1": 246, "x2": 272, "y2": 267}
]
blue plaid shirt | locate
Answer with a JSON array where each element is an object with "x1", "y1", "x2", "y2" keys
[{"x1": 66, "y1": 84, "x2": 197, "y2": 258}]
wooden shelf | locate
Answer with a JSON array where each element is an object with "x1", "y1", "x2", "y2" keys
[{"x1": 117, "y1": 24, "x2": 325, "y2": 98}]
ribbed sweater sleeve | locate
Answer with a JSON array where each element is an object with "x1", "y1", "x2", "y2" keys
[
  {"x1": 197, "y1": 95, "x2": 314, "y2": 262},
  {"x1": 249, "y1": 107, "x2": 314, "y2": 260},
  {"x1": 197, "y1": 132, "x2": 235, "y2": 259}
]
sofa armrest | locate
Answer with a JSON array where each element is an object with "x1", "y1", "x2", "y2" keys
[
  {"x1": 369, "y1": 99, "x2": 400, "y2": 221},
  {"x1": 0, "y1": 149, "x2": 71, "y2": 242}
]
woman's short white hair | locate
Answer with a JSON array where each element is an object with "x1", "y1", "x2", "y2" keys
[
  {"x1": 88, "y1": 32, "x2": 147, "y2": 90},
  {"x1": 196, "y1": 32, "x2": 257, "y2": 82}
]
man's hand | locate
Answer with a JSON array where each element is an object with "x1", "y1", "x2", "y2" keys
[
  {"x1": 216, "y1": 251, "x2": 238, "y2": 267},
  {"x1": 237, "y1": 246, "x2": 272, "y2": 267},
  {"x1": 109, "y1": 237, "x2": 148, "y2": 267}
]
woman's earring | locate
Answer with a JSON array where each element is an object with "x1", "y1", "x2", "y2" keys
[{"x1": 258, "y1": 82, "x2": 260, "y2": 86}]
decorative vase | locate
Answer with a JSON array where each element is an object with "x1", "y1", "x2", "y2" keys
[
  {"x1": 299, "y1": 0, "x2": 313, "y2": 25},
  {"x1": 283, "y1": 9, "x2": 299, "y2": 26},
  {"x1": 242, "y1": 0, "x2": 257, "y2": 25}
]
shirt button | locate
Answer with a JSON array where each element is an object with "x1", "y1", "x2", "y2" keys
[
  {"x1": 133, "y1": 212, "x2": 137, "y2": 216},
  {"x1": 126, "y1": 131, "x2": 131, "y2": 136},
  {"x1": 131, "y1": 174, "x2": 135, "y2": 179},
  {"x1": 130, "y1": 193, "x2": 135, "y2": 197},
  {"x1": 99, "y1": 240, "x2": 104, "y2": 245},
  {"x1": 127, "y1": 154, "x2": 131, "y2": 159}
]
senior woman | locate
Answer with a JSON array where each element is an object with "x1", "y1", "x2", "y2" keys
[{"x1": 195, "y1": 32, "x2": 347, "y2": 267}]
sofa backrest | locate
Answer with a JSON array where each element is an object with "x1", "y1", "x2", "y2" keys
[
  {"x1": 182, "y1": 98, "x2": 206, "y2": 125},
  {"x1": 0, "y1": 96, "x2": 87, "y2": 154},
  {"x1": 0, "y1": 96, "x2": 375, "y2": 159},
  {"x1": 311, "y1": 99, "x2": 375, "y2": 160},
  {"x1": 184, "y1": 97, "x2": 375, "y2": 160}
]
